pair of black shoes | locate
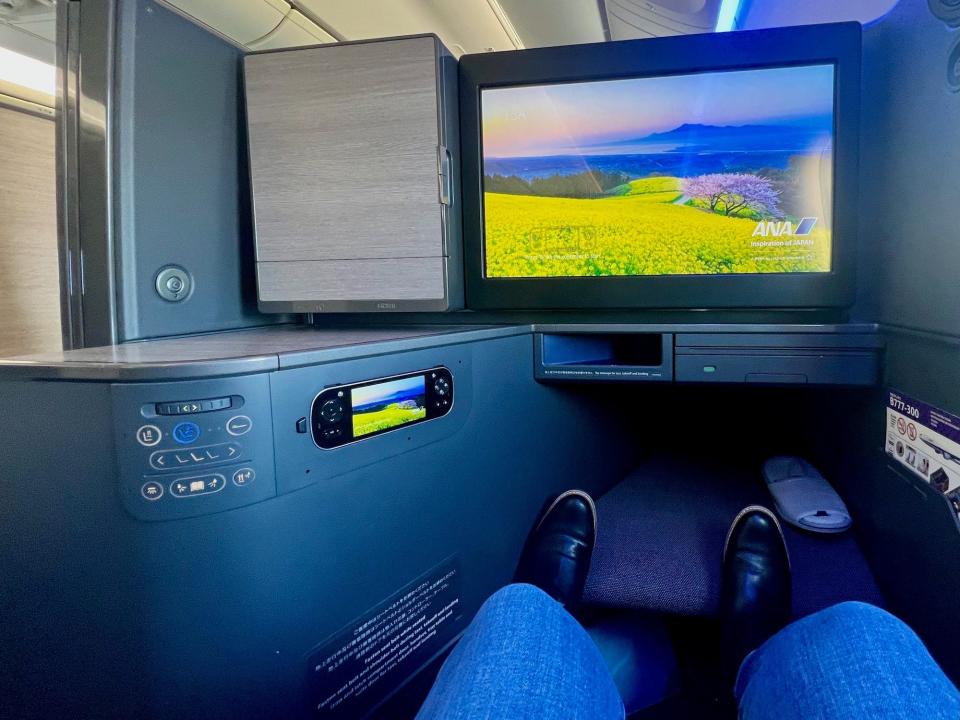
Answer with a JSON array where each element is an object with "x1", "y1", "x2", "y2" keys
[{"x1": 515, "y1": 491, "x2": 791, "y2": 672}]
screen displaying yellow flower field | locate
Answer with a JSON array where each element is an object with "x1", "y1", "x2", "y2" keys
[
  {"x1": 480, "y1": 64, "x2": 835, "y2": 278},
  {"x1": 351, "y1": 375, "x2": 427, "y2": 439}
]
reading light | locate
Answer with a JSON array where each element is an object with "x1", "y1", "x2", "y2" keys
[
  {"x1": 715, "y1": 0, "x2": 742, "y2": 33},
  {"x1": 0, "y1": 46, "x2": 55, "y2": 97}
]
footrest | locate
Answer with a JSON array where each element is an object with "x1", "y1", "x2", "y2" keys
[{"x1": 583, "y1": 456, "x2": 883, "y2": 618}]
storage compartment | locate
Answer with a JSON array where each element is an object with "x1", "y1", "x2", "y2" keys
[
  {"x1": 244, "y1": 35, "x2": 463, "y2": 313},
  {"x1": 543, "y1": 333, "x2": 665, "y2": 367},
  {"x1": 536, "y1": 333, "x2": 673, "y2": 382},
  {"x1": 535, "y1": 327, "x2": 883, "y2": 386},
  {"x1": 675, "y1": 332, "x2": 883, "y2": 386}
]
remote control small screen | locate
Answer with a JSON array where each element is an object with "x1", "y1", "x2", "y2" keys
[{"x1": 351, "y1": 375, "x2": 427, "y2": 438}]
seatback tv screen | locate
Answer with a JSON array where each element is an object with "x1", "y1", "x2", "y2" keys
[
  {"x1": 482, "y1": 64, "x2": 834, "y2": 278},
  {"x1": 459, "y1": 24, "x2": 860, "y2": 309}
]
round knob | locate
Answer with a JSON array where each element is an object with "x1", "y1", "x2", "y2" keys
[{"x1": 155, "y1": 265, "x2": 192, "y2": 302}]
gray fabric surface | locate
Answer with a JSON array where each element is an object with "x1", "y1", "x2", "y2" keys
[{"x1": 583, "y1": 456, "x2": 885, "y2": 618}]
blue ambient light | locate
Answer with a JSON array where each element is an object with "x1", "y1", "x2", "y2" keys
[{"x1": 715, "y1": 0, "x2": 742, "y2": 32}]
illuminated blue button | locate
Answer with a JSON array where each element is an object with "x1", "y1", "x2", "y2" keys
[{"x1": 172, "y1": 421, "x2": 201, "y2": 445}]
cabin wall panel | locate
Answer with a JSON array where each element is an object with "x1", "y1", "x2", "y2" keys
[
  {"x1": 112, "y1": 0, "x2": 289, "y2": 341},
  {"x1": 855, "y1": 0, "x2": 960, "y2": 339},
  {"x1": 0, "y1": 107, "x2": 61, "y2": 356},
  {"x1": 843, "y1": 0, "x2": 960, "y2": 679},
  {"x1": 0, "y1": 333, "x2": 638, "y2": 718}
]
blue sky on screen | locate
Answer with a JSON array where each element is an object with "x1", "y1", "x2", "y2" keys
[
  {"x1": 352, "y1": 376, "x2": 425, "y2": 410},
  {"x1": 482, "y1": 64, "x2": 834, "y2": 158}
]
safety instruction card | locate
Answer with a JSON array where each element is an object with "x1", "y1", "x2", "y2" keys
[{"x1": 886, "y1": 390, "x2": 960, "y2": 515}]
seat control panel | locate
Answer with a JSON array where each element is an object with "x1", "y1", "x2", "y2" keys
[
  {"x1": 113, "y1": 376, "x2": 276, "y2": 521},
  {"x1": 311, "y1": 367, "x2": 454, "y2": 449},
  {"x1": 148, "y1": 442, "x2": 242, "y2": 470},
  {"x1": 155, "y1": 396, "x2": 234, "y2": 415}
]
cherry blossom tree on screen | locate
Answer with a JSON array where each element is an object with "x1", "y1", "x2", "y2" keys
[{"x1": 682, "y1": 173, "x2": 781, "y2": 217}]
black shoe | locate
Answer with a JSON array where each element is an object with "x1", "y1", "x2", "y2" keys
[
  {"x1": 514, "y1": 489, "x2": 597, "y2": 610},
  {"x1": 720, "y1": 505, "x2": 791, "y2": 676}
]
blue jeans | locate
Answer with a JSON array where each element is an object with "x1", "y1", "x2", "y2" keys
[{"x1": 416, "y1": 584, "x2": 959, "y2": 720}]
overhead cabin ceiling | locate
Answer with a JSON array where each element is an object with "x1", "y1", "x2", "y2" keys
[
  {"x1": 602, "y1": 0, "x2": 724, "y2": 39},
  {"x1": 289, "y1": 0, "x2": 521, "y2": 53},
  {"x1": 162, "y1": 0, "x2": 515, "y2": 54},
  {"x1": 161, "y1": 0, "x2": 735, "y2": 51},
  {"x1": 0, "y1": 0, "x2": 55, "y2": 60},
  {"x1": 740, "y1": 0, "x2": 902, "y2": 29},
  {"x1": 162, "y1": 0, "x2": 740, "y2": 52},
  {"x1": 0, "y1": 0, "x2": 904, "y2": 111},
  {"x1": 154, "y1": 0, "x2": 904, "y2": 55},
  {"x1": 160, "y1": 0, "x2": 610, "y2": 54},
  {"x1": 494, "y1": 0, "x2": 606, "y2": 47}
]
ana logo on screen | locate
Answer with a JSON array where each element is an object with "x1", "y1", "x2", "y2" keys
[{"x1": 752, "y1": 217, "x2": 818, "y2": 238}]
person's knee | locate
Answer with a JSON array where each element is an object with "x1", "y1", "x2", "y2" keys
[
  {"x1": 742, "y1": 600, "x2": 933, "y2": 694},
  {"x1": 814, "y1": 600, "x2": 899, "y2": 627},
  {"x1": 791, "y1": 601, "x2": 921, "y2": 651},
  {"x1": 739, "y1": 601, "x2": 959, "y2": 718},
  {"x1": 481, "y1": 583, "x2": 557, "y2": 615},
  {"x1": 489, "y1": 582, "x2": 556, "y2": 605},
  {"x1": 758, "y1": 601, "x2": 915, "y2": 659},
  {"x1": 473, "y1": 583, "x2": 560, "y2": 627}
]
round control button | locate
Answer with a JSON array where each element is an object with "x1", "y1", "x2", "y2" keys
[
  {"x1": 433, "y1": 377, "x2": 451, "y2": 397},
  {"x1": 319, "y1": 399, "x2": 344, "y2": 424},
  {"x1": 136, "y1": 425, "x2": 162, "y2": 447},
  {"x1": 172, "y1": 421, "x2": 201, "y2": 445},
  {"x1": 141, "y1": 481, "x2": 164, "y2": 501},
  {"x1": 155, "y1": 265, "x2": 192, "y2": 303},
  {"x1": 232, "y1": 467, "x2": 256, "y2": 486},
  {"x1": 226, "y1": 415, "x2": 253, "y2": 436}
]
